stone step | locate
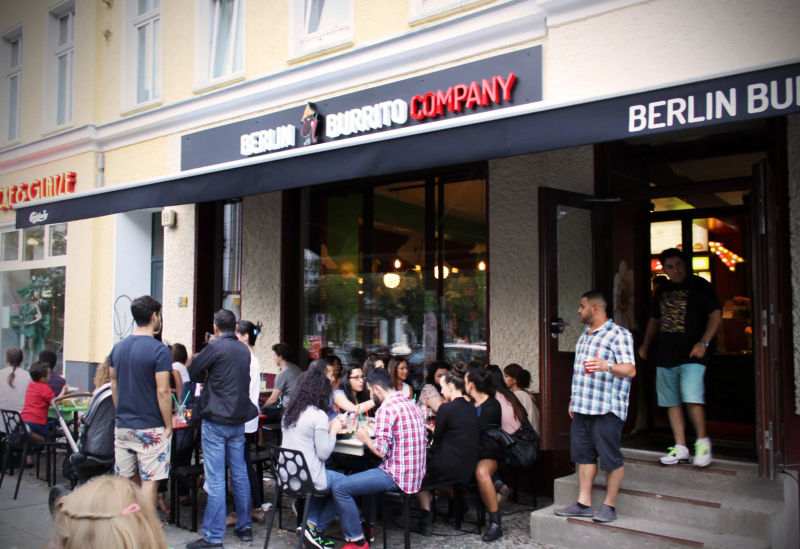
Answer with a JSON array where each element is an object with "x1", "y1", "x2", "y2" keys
[
  {"x1": 553, "y1": 472, "x2": 782, "y2": 538},
  {"x1": 530, "y1": 506, "x2": 770, "y2": 549}
]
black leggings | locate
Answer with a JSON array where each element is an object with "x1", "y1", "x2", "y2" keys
[{"x1": 244, "y1": 431, "x2": 262, "y2": 508}]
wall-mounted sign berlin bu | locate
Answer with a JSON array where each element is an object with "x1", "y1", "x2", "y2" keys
[
  {"x1": 181, "y1": 46, "x2": 542, "y2": 171},
  {"x1": 1, "y1": 171, "x2": 76, "y2": 211}
]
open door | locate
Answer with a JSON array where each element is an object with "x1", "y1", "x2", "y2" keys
[
  {"x1": 539, "y1": 187, "x2": 609, "y2": 457},
  {"x1": 750, "y1": 159, "x2": 787, "y2": 479}
]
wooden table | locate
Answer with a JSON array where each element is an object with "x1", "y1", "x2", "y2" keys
[{"x1": 333, "y1": 434, "x2": 366, "y2": 456}]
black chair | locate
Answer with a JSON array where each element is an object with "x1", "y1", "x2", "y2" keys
[
  {"x1": 170, "y1": 463, "x2": 204, "y2": 531},
  {"x1": 262, "y1": 444, "x2": 329, "y2": 549},
  {"x1": 0, "y1": 409, "x2": 57, "y2": 499},
  {"x1": 250, "y1": 447, "x2": 272, "y2": 505},
  {"x1": 381, "y1": 478, "x2": 453, "y2": 549}
]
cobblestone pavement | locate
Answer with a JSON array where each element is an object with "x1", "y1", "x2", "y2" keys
[{"x1": 0, "y1": 467, "x2": 559, "y2": 549}]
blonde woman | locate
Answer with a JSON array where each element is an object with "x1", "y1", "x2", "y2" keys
[{"x1": 46, "y1": 475, "x2": 167, "y2": 549}]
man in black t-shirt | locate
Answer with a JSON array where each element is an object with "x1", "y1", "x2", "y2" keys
[
  {"x1": 109, "y1": 295, "x2": 173, "y2": 510},
  {"x1": 639, "y1": 249, "x2": 721, "y2": 468}
]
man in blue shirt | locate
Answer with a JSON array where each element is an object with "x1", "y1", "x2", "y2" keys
[
  {"x1": 109, "y1": 295, "x2": 173, "y2": 511},
  {"x1": 554, "y1": 291, "x2": 636, "y2": 524}
]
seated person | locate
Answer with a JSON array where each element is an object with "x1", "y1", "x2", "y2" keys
[
  {"x1": 415, "y1": 367, "x2": 478, "y2": 535},
  {"x1": 46, "y1": 475, "x2": 167, "y2": 549},
  {"x1": 387, "y1": 357, "x2": 414, "y2": 400},
  {"x1": 325, "y1": 355, "x2": 343, "y2": 391},
  {"x1": 22, "y1": 360, "x2": 66, "y2": 442},
  {"x1": 503, "y1": 363, "x2": 540, "y2": 434},
  {"x1": 280, "y1": 369, "x2": 344, "y2": 549},
  {"x1": 261, "y1": 343, "x2": 301, "y2": 421},
  {"x1": 417, "y1": 360, "x2": 451, "y2": 414},
  {"x1": 333, "y1": 364, "x2": 376, "y2": 416},
  {"x1": 40, "y1": 350, "x2": 66, "y2": 398},
  {"x1": 330, "y1": 368, "x2": 427, "y2": 549}
]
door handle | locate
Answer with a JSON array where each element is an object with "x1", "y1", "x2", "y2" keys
[{"x1": 550, "y1": 317, "x2": 568, "y2": 336}]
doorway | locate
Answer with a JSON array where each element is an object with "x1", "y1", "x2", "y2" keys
[{"x1": 597, "y1": 120, "x2": 782, "y2": 464}]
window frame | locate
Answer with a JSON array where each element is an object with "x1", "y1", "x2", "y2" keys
[
  {"x1": 193, "y1": 0, "x2": 245, "y2": 91},
  {"x1": 1, "y1": 26, "x2": 22, "y2": 146},
  {"x1": 0, "y1": 223, "x2": 69, "y2": 270},
  {"x1": 288, "y1": 0, "x2": 353, "y2": 61},
  {"x1": 44, "y1": 1, "x2": 76, "y2": 131},
  {"x1": 408, "y1": 0, "x2": 488, "y2": 23},
  {"x1": 122, "y1": 0, "x2": 162, "y2": 112}
]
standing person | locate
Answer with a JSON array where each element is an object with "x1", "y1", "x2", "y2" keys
[
  {"x1": 109, "y1": 295, "x2": 173, "y2": 511},
  {"x1": 261, "y1": 343, "x2": 301, "y2": 421},
  {"x1": 0, "y1": 347, "x2": 30, "y2": 432},
  {"x1": 170, "y1": 343, "x2": 191, "y2": 399},
  {"x1": 639, "y1": 248, "x2": 721, "y2": 467},
  {"x1": 331, "y1": 368, "x2": 427, "y2": 549},
  {"x1": 186, "y1": 309, "x2": 259, "y2": 548},
  {"x1": 235, "y1": 319, "x2": 271, "y2": 524},
  {"x1": 387, "y1": 357, "x2": 414, "y2": 400},
  {"x1": 554, "y1": 291, "x2": 636, "y2": 524}
]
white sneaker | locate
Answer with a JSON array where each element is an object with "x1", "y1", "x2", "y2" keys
[
  {"x1": 659, "y1": 444, "x2": 690, "y2": 465},
  {"x1": 693, "y1": 438, "x2": 712, "y2": 467}
]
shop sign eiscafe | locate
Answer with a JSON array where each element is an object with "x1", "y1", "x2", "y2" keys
[
  {"x1": 181, "y1": 47, "x2": 542, "y2": 171},
  {"x1": 1, "y1": 171, "x2": 76, "y2": 214}
]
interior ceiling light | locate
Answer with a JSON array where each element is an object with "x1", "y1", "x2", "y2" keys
[
  {"x1": 394, "y1": 258, "x2": 402, "y2": 269},
  {"x1": 433, "y1": 265, "x2": 449, "y2": 279}
]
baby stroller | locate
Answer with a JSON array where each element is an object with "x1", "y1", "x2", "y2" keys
[{"x1": 52, "y1": 384, "x2": 116, "y2": 487}]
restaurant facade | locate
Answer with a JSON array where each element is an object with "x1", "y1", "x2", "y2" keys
[{"x1": 2, "y1": 0, "x2": 799, "y2": 504}]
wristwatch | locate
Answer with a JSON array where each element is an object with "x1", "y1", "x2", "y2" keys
[
  {"x1": 607, "y1": 362, "x2": 614, "y2": 373},
  {"x1": 699, "y1": 340, "x2": 709, "y2": 348}
]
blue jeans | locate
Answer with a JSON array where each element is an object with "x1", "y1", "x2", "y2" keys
[
  {"x1": 308, "y1": 469, "x2": 345, "y2": 531},
  {"x1": 200, "y1": 421, "x2": 252, "y2": 542},
  {"x1": 331, "y1": 467, "x2": 398, "y2": 541}
]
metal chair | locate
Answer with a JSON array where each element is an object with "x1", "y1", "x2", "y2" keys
[
  {"x1": 262, "y1": 443, "x2": 330, "y2": 549},
  {"x1": 0, "y1": 409, "x2": 57, "y2": 499}
]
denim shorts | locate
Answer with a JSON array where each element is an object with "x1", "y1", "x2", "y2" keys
[
  {"x1": 656, "y1": 363, "x2": 705, "y2": 407},
  {"x1": 570, "y1": 413, "x2": 624, "y2": 472}
]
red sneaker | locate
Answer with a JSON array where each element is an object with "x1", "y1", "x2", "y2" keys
[{"x1": 342, "y1": 540, "x2": 369, "y2": 549}]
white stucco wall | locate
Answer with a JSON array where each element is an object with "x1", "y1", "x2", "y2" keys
[
  {"x1": 788, "y1": 114, "x2": 800, "y2": 414},
  {"x1": 488, "y1": 145, "x2": 594, "y2": 392},
  {"x1": 241, "y1": 192, "x2": 282, "y2": 374},
  {"x1": 161, "y1": 204, "x2": 196, "y2": 351}
]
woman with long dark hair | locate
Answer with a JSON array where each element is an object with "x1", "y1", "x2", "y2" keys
[
  {"x1": 503, "y1": 363, "x2": 539, "y2": 433},
  {"x1": 0, "y1": 348, "x2": 30, "y2": 424},
  {"x1": 333, "y1": 363, "x2": 376, "y2": 415},
  {"x1": 417, "y1": 360, "x2": 451, "y2": 414},
  {"x1": 387, "y1": 356, "x2": 414, "y2": 400},
  {"x1": 465, "y1": 365, "x2": 505, "y2": 542},
  {"x1": 281, "y1": 368, "x2": 344, "y2": 549}
]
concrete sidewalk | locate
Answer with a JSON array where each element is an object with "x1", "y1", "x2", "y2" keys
[{"x1": 0, "y1": 467, "x2": 556, "y2": 549}]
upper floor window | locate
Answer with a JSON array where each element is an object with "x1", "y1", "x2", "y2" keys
[
  {"x1": 195, "y1": 0, "x2": 244, "y2": 88},
  {"x1": 1, "y1": 27, "x2": 22, "y2": 144},
  {"x1": 408, "y1": 0, "x2": 486, "y2": 22},
  {"x1": 1, "y1": 223, "x2": 68, "y2": 264},
  {"x1": 289, "y1": 0, "x2": 352, "y2": 60},
  {"x1": 46, "y1": 2, "x2": 75, "y2": 129},
  {"x1": 124, "y1": 0, "x2": 161, "y2": 108}
]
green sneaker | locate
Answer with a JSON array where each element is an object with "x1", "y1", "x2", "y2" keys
[
  {"x1": 693, "y1": 439, "x2": 712, "y2": 467},
  {"x1": 304, "y1": 525, "x2": 335, "y2": 549},
  {"x1": 659, "y1": 444, "x2": 690, "y2": 465}
]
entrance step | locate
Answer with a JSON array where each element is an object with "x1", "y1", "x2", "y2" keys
[
  {"x1": 531, "y1": 448, "x2": 798, "y2": 548},
  {"x1": 530, "y1": 509, "x2": 769, "y2": 549}
]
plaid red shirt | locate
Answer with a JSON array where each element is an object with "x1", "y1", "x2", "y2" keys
[{"x1": 374, "y1": 391, "x2": 427, "y2": 494}]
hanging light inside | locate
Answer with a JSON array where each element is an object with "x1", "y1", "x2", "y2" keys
[
  {"x1": 433, "y1": 265, "x2": 450, "y2": 279},
  {"x1": 383, "y1": 272, "x2": 400, "y2": 288},
  {"x1": 394, "y1": 258, "x2": 402, "y2": 269},
  {"x1": 477, "y1": 260, "x2": 487, "y2": 271}
]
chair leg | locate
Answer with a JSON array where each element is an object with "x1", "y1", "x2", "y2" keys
[
  {"x1": 403, "y1": 494, "x2": 410, "y2": 549},
  {"x1": 297, "y1": 494, "x2": 312, "y2": 549},
  {"x1": 382, "y1": 493, "x2": 388, "y2": 549},
  {"x1": 262, "y1": 486, "x2": 282, "y2": 549},
  {"x1": 191, "y1": 480, "x2": 199, "y2": 532},
  {"x1": 0, "y1": 444, "x2": 9, "y2": 490},
  {"x1": 14, "y1": 447, "x2": 29, "y2": 500},
  {"x1": 169, "y1": 475, "x2": 177, "y2": 525}
]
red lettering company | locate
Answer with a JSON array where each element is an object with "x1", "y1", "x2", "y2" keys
[
  {"x1": 1, "y1": 171, "x2": 76, "y2": 211},
  {"x1": 410, "y1": 72, "x2": 518, "y2": 120}
]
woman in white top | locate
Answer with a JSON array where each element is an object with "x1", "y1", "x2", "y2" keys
[
  {"x1": 281, "y1": 368, "x2": 344, "y2": 548},
  {"x1": 503, "y1": 363, "x2": 540, "y2": 434},
  {"x1": 388, "y1": 356, "x2": 414, "y2": 400},
  {"x1": 0, "y1": 347, "x2": 31, "y2": 432},
  {"x1": 170, "y1": 343, "x2": 190, "y2": 402},
  {"x1": 235, "y1": 320, "x2": 268, "y2": 523}
]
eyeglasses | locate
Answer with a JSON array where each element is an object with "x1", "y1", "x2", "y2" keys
[{"x1": 350, "y1": 375, "x2": 363, "y2": 380}]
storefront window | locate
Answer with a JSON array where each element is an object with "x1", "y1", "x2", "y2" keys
[
  {"x1": 302, "y1": 174, "x2": 488, "y2": 389},
  {"x1": 2, "y1": 231, "x2": 18, "y2": 261},
  {"x1": 49, "y1": 223, "x2": 68, "y2": 256},
  {"x1": 23, "y1": 226, "x2": 45, "y2": 261}
]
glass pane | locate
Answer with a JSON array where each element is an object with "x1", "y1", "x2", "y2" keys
[
  {"x1": 211, "y1": 0, "x2": 234, "y2": 78},
  {"x1": 57, "y1": 54, "x2": 67, "y2": 125},
  {"x1": 154, "y1": 0, "x2": 160, "y2": 8},
  {"x1": 9, "y1": 74, "x2": 18, "y2": 141},
  {"x1": 23, "y1": 226, "x2": 45, "y2": 261},
  {"x1": 138, "y1": 0, "x2": 150, "y2": 16},
  {"x1": 556, "y1": 205, "x2": 592, "y2": 352},
  {"x1": 650, "y1": 220, "x2": 682, "y2": 256},
  {"x1": 152, "y1": 19, "x2": 160, "y2": 98},
  {"x1": 58, "y1": 14, "x2": 70, "y2": 46},
  {"x1": 10, "y1": 39, "x2": 19, "y2": 68},
  {"x1": 2, "y1": 267, "x2": 66, "y2": 369},
  {"x1": 49, "y1": 224, "x2": 67, "y2": 256},
  {"x1": 306, "y1": 0, "x2": 349, "y2": 35},
  {"x1": 2, "y1": 231, "x2": 19, "y2": 261},
  {"x1": 137, "y1": 24, "x2": 149, "y2": 103}
]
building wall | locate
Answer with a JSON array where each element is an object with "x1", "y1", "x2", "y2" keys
[
  {"x1": 489, "y1": 145, "x2": 594, "y2": 391},
  {"x1": 241, "y1": 192, "x2": 282, "y2": 374},
  {"x1": 788, "y1": 114, "x2": 800, "y2": 414},
  {"x1": 161, "y1": 204, "x2": 196, "y2": 352}
]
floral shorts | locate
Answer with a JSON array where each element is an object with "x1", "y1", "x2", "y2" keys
[{"x1": 114, "y1": 427, "x2": 171, "y2": 482}]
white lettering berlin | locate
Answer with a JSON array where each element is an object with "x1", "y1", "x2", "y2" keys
[
  {"x1": 326, "y1": 99, "x2": 408, "y2": 139},
  {"x1": 628, "y1": 76, "x2": 800, "y2": 132},
  {"x1": 240, "y1": 125, "x2": 297, "y2": 156}
]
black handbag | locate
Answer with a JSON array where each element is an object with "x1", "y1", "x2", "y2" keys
[{"x1": 485, "y1": 421, "x2": 539, "y2": 467}]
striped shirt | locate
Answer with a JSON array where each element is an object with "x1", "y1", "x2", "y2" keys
[
  {"x1": 569, "y1": 319, "x2": 635, "y2": 421},
  {"x1": 374, "y1": 391, "x2": 427, "y2": 494}
]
